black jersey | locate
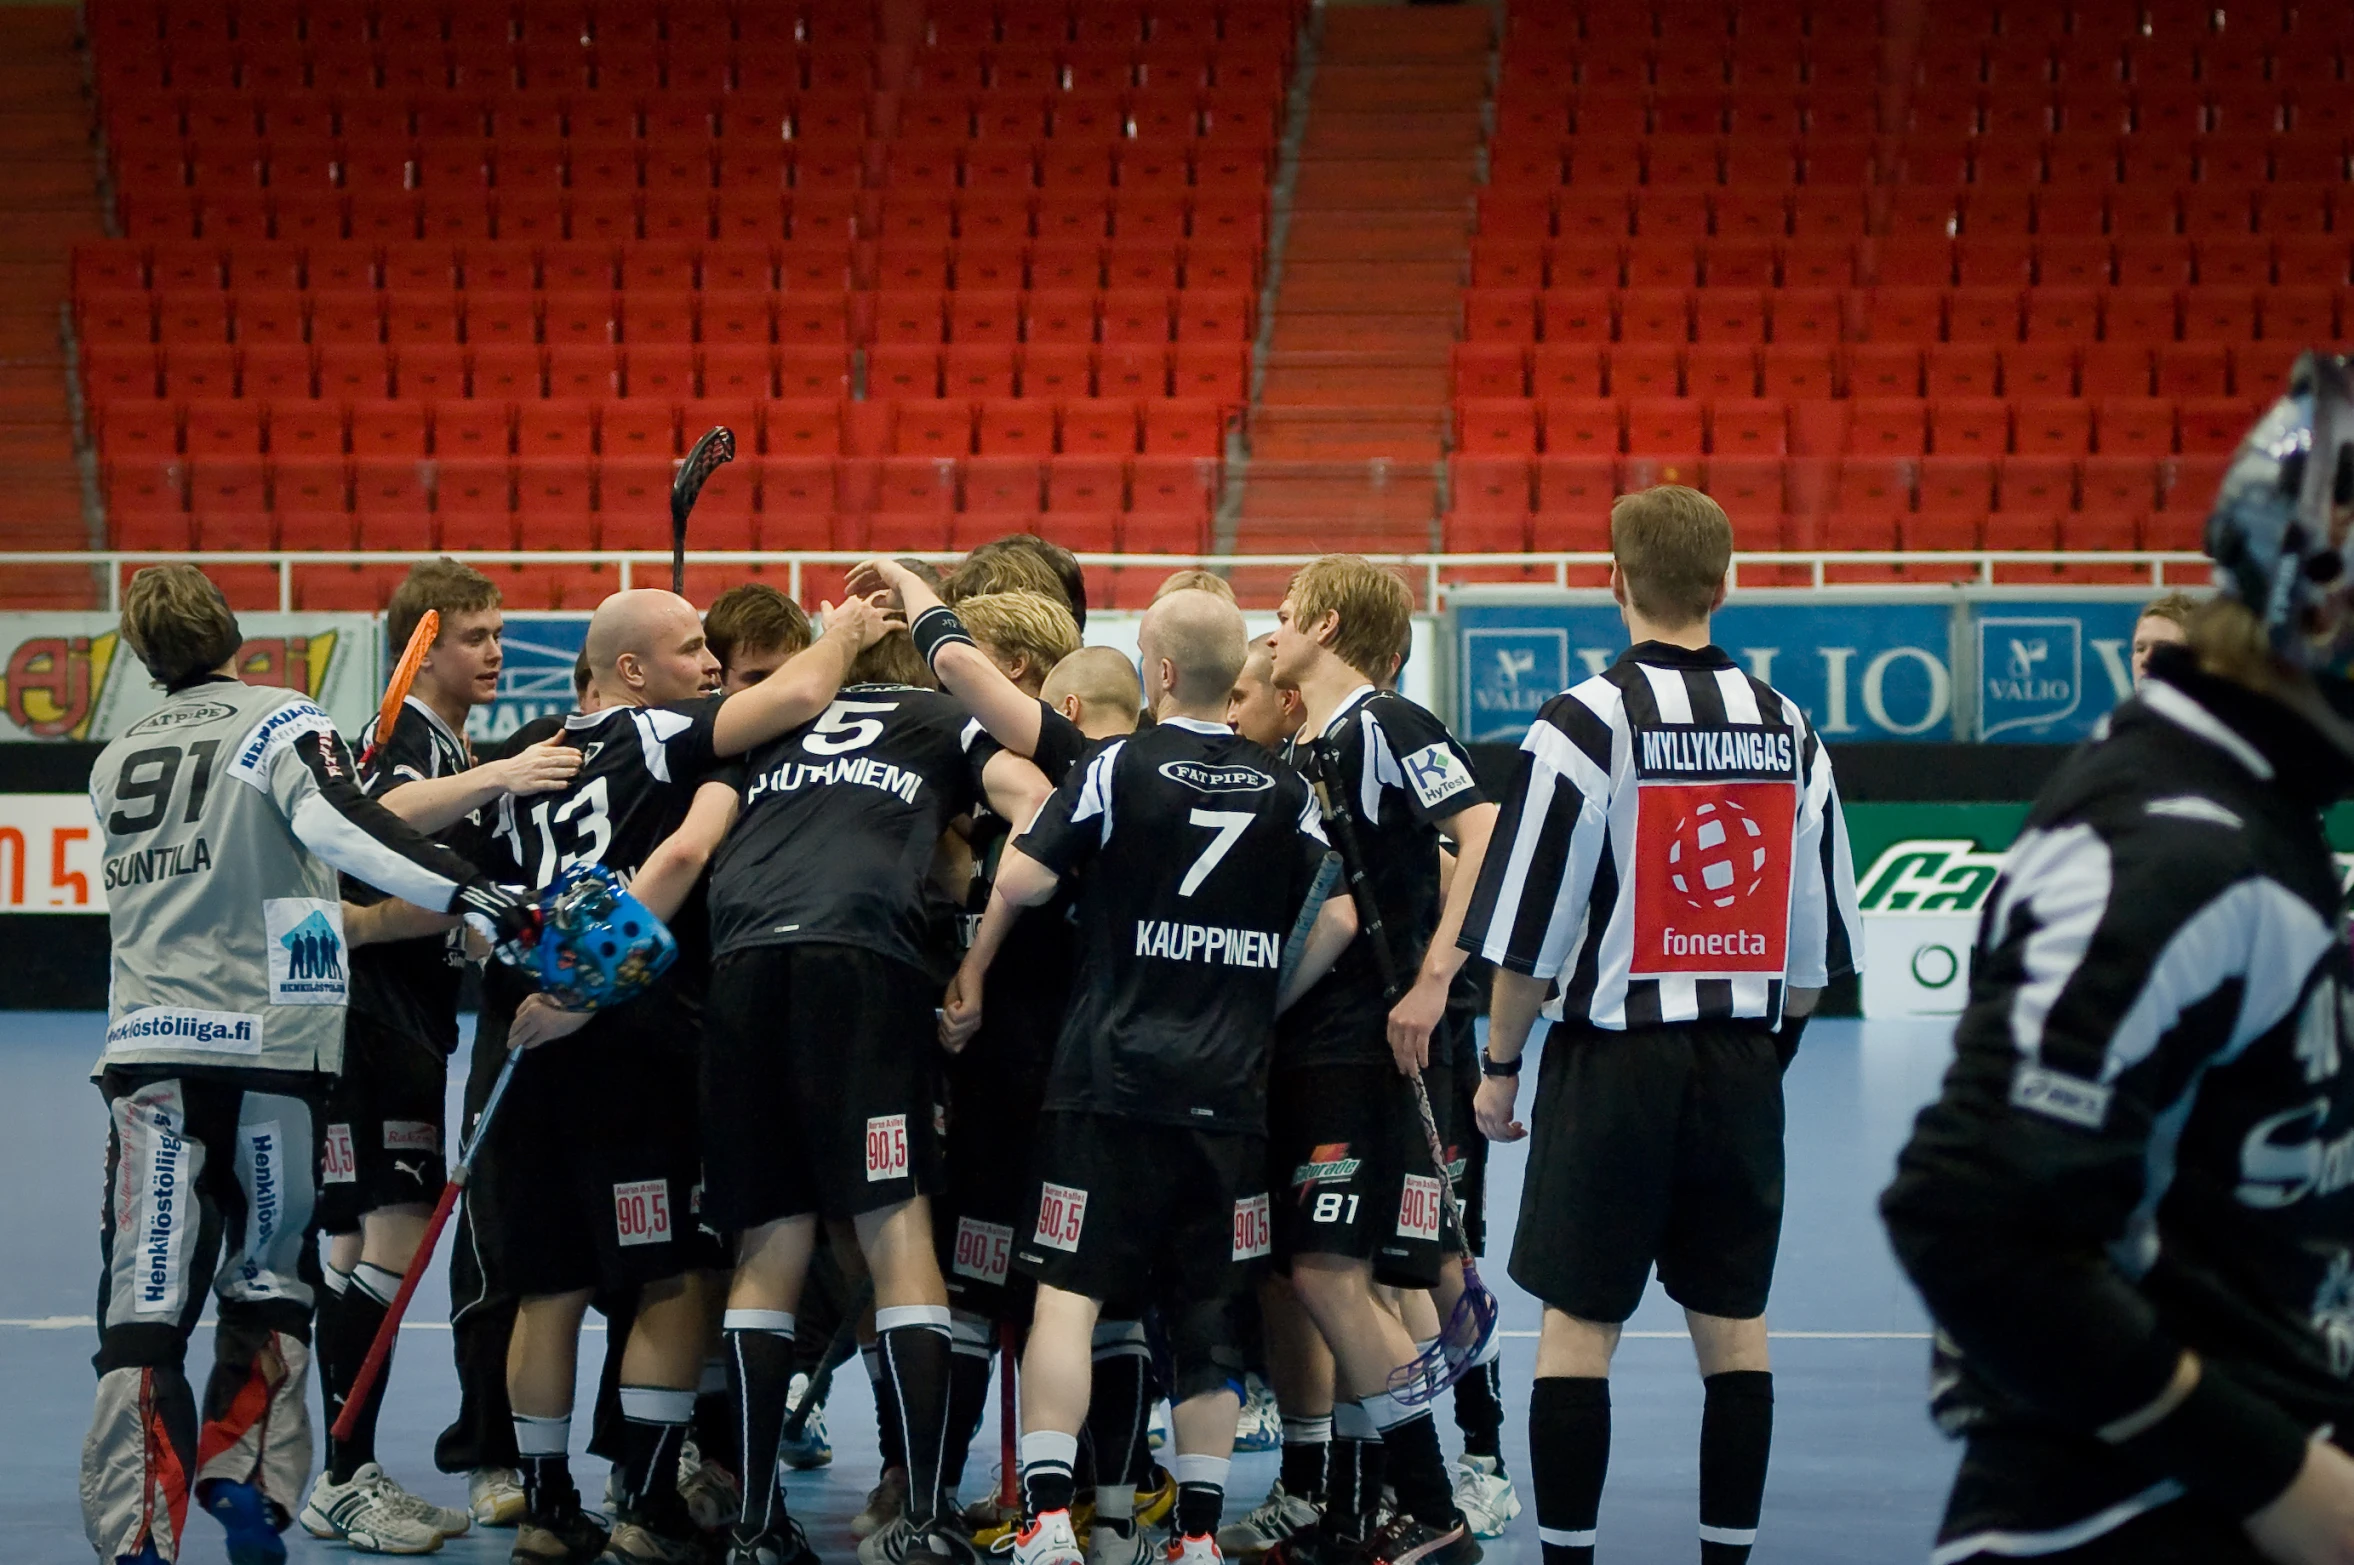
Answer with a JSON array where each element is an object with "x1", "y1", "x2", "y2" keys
[
  {"x1": 345, "y1": 696, "x2": 475, "y2": 1056},
  {"x1": 1021, "y1": 716, "x2": 1331, "y2": 1131},
  {"x1": 1882, "y1": 653, "x2": 2354, "y2": 1552},
  {"x1": 710, "y1": 684, "x2": 1006, "y2": 972},
  {"x1": 1278, "y1": 686, "x2": 1486, "y2": 1070}
]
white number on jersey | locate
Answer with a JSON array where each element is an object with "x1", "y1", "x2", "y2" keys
[
  {"x1": 804, "y1": 699, "x2": 898, "y2": 756},
  {"x1": 497, "y1": 775, "x2": 613, "y2": 889},
  {"x1": 1179, "y1": 808, "x2": 1253, "y2": 897}
]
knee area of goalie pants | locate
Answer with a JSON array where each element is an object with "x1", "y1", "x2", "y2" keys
[
  {"x1": 1093, "y1": 1319, "x2": 1151, "y2": 1361},
  {"x1": 1168, "y1": 1302, "x2": 1246, "y2": 1402}
]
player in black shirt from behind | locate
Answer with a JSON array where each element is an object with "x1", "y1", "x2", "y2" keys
[
  {"x1": 940, "y1": 588, "x2": 1360, "y2": 1565},
  {"x1": 701, "y1": 628, "x2": 1054, "y2": 1565}
]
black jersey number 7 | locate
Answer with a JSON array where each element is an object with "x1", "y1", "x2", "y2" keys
[{"x1": 1180, "y1": 808, "x2": 1252, "y2": 896}]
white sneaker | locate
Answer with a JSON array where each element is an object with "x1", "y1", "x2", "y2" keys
[
  {"x1": 299, "y1": 1463, "x2": 447, "y2": 1554},
  {"x1": 1014, "y1": 1509, "x2": 1085, "y2": 1565},
  {"x1": 1233, "y1": 1377, "x2": 1281, "y2": 1454},
  {"x1": 1089, "y1": 1520, "x2": 1157, "y2": 1565},
  {"x1": 1146, "y1": 1399, "x2": 1171, "y2": 1452},
  {"x1": 373, "y1": 1472, "x2": 470, "y2": 1540},
  {"x1": 1214, "y1": 1484, "x2": 1318, "y2": 1558},
  {"x1": 780, "y1": 1372, "x2": 834, "y2": 1470},
  {"x1": 469, "y1": 1467, "x2": 527, "y2": 1528},
  {"x1": 679, "y1": 1436, "x2": 744, "y2": 1531},
  {"x1": 853, "y1": 1466, "x2": 910, "y2": 1541},
  {"x1": 1162, "y1": 1537, "x2": 1221, "y2": 1565},
  {"x1": 1451, "y1": 1454, "x2": 1520, "y2": 1539}
]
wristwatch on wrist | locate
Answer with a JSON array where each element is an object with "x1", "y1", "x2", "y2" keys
[{"x1": 1479, "y1": 1048, "x2": 1523, "y2": 1078}]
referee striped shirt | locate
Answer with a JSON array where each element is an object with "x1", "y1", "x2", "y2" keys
[{"x1": 1461, "y1": 641, "x2": 1861, "y2": 1030}]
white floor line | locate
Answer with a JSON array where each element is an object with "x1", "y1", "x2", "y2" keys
[
  {"x1": 0, "y1": 1316, "x2": 610, "y2": 1331},
  {"x1": 5, "y1": 1318, "x2": 1926, "y2": 1339}
]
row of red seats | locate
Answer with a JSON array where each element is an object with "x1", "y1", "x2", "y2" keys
[
  {"x1": 77, "y1": 339, "x2": 1238, "y2": 403},
  {"x1": 1446, "y1": 509, "x2": 2201, "y2": 557},
  {"x1": 1495, "y1": 85, "x2": 2353, "y2": 138},
  {"x1": 92, "y1": 393, "x2": 1226, "y2": 457},
  {"x1": 102, "y1": 451, "x2": 1223, "y2": 526},
  {"x1": 1489, "y1": 132, "x2": 2354, "y2": 188},
  {"x1": 116, "y1": 186, "x2": 1268, "y2": 244},
  {"x1": 1477, "y1": 183, "x2": 2349, "y2": 242},
  {"x1": 1455, "y1": 395, "x2": 2271, "y2": 457},
  {"x1": 73, "y1": 236, "x2": 1261, "y2": 293},
  {"x1": 1453, "y1": 339, "x2": 2307, "y2": 400},
  {"x1": 1448, "y1": 450, "x2": 2226, "y2": 516},
  {"x1": 1468, "y1": 234, "x2": 2354, "y2": 290},
  {"x1": 77, "y1": 284, "x2": 1258, "y2": 346},
  {"x1": 1464, "y1": 285, "x2": 2354, "y2": 343}
]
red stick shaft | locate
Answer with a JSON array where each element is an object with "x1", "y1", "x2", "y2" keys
[
  {"x1": 998, "y1": 1320, "x2": 1019, "y2": 1512},
  {"x1": 329, "y1": 1176, "x2": 460, "y2": 1442}
]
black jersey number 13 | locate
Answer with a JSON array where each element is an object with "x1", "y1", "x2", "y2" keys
[{"x1": 497, "y1": 775, "x2": 613, "y2": 889}]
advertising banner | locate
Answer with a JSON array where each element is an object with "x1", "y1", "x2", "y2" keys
[
  {"x1": 0, "y1": 613, "x2": 379, "y2": 743},
  {"x1": 1970, "y1": 600, "x2": 2148, "y2": 742}
]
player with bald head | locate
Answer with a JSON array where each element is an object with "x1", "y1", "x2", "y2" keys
[
  {"x1": 471, "y1": 591, "x2": 896, "y2": 1565},
  {"x1": 1043, "y1": 647, "x2": 1144, "y2": 740},
  {"x1": 1139, "y1": 588, "x2": 1249, "y2": 710}
]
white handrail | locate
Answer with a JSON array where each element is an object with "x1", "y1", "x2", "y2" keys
[{"x1": 3, "y1": 549, "x2": 2214, "y2": 613}]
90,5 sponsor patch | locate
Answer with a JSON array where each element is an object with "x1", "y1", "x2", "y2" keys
[
  {"x1": 321, "y1": 1122, "x2": 357, "y2": 1184},
  {"x1": 1396, "y1": 1175, "x2": 1442, "y2": 1243},
  {"x1": 613, "y1": 1179, "x2": 672, "y2": 1247},
  {"x1": 1232, "y1": 1194, "x2": 1272, "y2": 1260},
  {"x1": 866, "y1": 1114, "x2": 910, "y2": 1182},
  {"x1": 953, "y1": 1217, "x2": 1014, "y2": 1285},
  {"x1": 1034, "y1": 1181, "x2": 1089, "y2": 1253}
]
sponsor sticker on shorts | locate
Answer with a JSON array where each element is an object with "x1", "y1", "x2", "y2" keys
[
  {"x1": 382, "y1": 1120, "x2": 437, "y2": 1153},
  {"x1": 1232, "y1": 1194, "x2": 1272, "y2": 1261},
  {"x1": 613, "y1": 1179, "x2": 673, "y2": 1248},
  {"x1": 953, "y1": 1217, "x2": 1014, "y2": 1285},
  {"x1": 1034, "y1": 1181, "x2": 1089, "y2": 1253},
  {"x1": 321, "y1": 1122, "x2": 357, "y2": 1185},
  {"x1": 866, "y1": 1114, "x2": 910, "y2": 1182},
  {"x1": 1291, "y1": 1141, "x2": 1361, "y2": 1188},
  {"x1": 1396, "y1": 1175, "x2": 1443, "y2": 1243}
]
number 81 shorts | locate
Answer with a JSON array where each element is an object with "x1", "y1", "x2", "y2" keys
[{"x1": 1268, "y1": 1061, "x2": 1454, "y2": 1290}]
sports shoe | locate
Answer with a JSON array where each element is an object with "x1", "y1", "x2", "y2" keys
[
  {"x1": 1215, "y1": 1485, "x2": 1318, "y2": 1558},
  {"x1": 1146, "y1": 1401, "x2": 1171, "y2": 1451},
  {"x1": 1012, "y1": 1509, "x2": 1085, "y2": 1565},
  {"x1": 299, "y1": 1465, "x2": 446, "y2": 1554},
  {"x1": 1358, "y1": 1515, "x2": 1479, "y2": 1565},
  {"x1": 1447, "y1": 1458, "x2": 1517, "y2": 1541},
  {"x1": 1233, "y1": 1378, "x2": 1281, "y2": 1454},
  {"x1": 1133, "y1": 1469, "x2": 1176, "y2": 1533},
  {"x1": 852, "y1": 1468, "x2": 910, "y2": 1541},
  {"x1": 1164, "y1": 1537, "x2": 1222, "y2": 1565},
  {"x1": 860, "y1": 1515, "x2": 984, "y2": 1565},
  {"x1": 375, "y1": 1471, "x2": 472, "y2": 1539},
  {"x1": 1089, "y1": 1520, "x2": 1156, "y2": 1565},
  {"x1": 199, "y1": 1478, "x2": 290, "y2": 1565},
  {"x1": 679, "y1": 1437, "x2": 744, "y2": 1531},
  {"x1": 595, "y1": 1519, "x2": 705, "y2": 1563},
  {"x1": 473, "y1": 1468, "x2": 530, "y2": 1528},
  {"x1": 512, "y1": 1502, "x2": 611, "y2": 1565},
  {"x1": 729, "y1": 1517, "x2": 822, "y2": 1565},
  {"x1": 781, "y1": 1372, "x2": 834, "y2": 1469}
]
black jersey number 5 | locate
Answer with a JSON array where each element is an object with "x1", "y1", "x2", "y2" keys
[
  {"x1": 499, "y1": 775, "x2": 613, "y2": 888},
  {"x1": 804, "y1": 698, "x2": 898, "y2": 756}
]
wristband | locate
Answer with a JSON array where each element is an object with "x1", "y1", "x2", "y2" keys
[
  {"x1": 1479, "y1": 1049, "x2": 1522, "y2": 1078},
  {"x1": 910, "y1": 605, "x2": 977, "y2": 672},
  {"x1": 2126, "y1": 1358, "x2": 2315, "y2": 1518}
]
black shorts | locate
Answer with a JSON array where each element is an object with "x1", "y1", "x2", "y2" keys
[
  {"x1": 317, "y1": 1012, "x2": 448, "y2": 1233},
  {"x1": 702, "y1": 942, "x2": 943, "y2": 1232},
  {"x1": 1509, "y1": 1019, "x2": 1784, "y2": 1323},
  {"x1": 1940, "y1": 1432, "x2": 2267, "y2": 1564},
  {"x1": 1268, "y1": 1062, "x2": 1452, "y2": 1291},
  {"x1": 1013, "y1": 1110, "x2": 1266, "y2": 1320},
  {"x1": 936, "y1": 1040, "x2": 1047, "y2": 1322},
  {"x1": 478, "y1": 998, "x2": 711, "y2": 1297}
]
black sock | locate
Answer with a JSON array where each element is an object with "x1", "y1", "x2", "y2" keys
[
  {"x1": 513, "y1": 1412, "x2": 576, "y2": 1520},
  {"x1": 865, "y1": 1344, "x2": 908, "y2": 1475},
  {"x1": 1086, "y1": 1322, "x2": 1154, "y2": 1490},
  {"x1": 1453, "y1": 1359, "x2": 1505, "y2": 1467},
  {"x1": 944, "y1": 1313, "x2": 996, "y2": 1497},
  {"x1": 1364, "y1": 1393, "x2": 1457, "y2": 1530},
  {"x1": 878, "y1": 1306, "x2": 955, "y2": 1525},
  {"x1": 1325, "y1": 1403, "x2": 1385, "y2": 1543},
  {"x1": 1020, "y1": 1429, "x2": 1079, "y2": 1520},
  {"x1": 1173, "y1": 1453, "x2": 1229, "y2": 1537},
  {"x1": 1279, "y1": 1414, "x2": 1331, "y2": 1501},
  {"x1": 725, "y1": 1309, "x2": 796, "y2": 1539},
  {"x1": 1530, "y1": 1377, "x2": 1609, "y2": 1565},
  {"x1": 313, "y1": 1265, "x2": 348, "y2": 1457},
  {"x1": 324, "y1": 1262, "x2": 399, "y2": 1483},
  {"x1": 693, "y1": 1353, "x2": 733, "y2": 1467},
  {"x1": 617, "y1": 1385, "x2": 695, "y2": 1534},
  {"x1": 1699, "y1": 1371, "x2": 1773, "y2": 1565}
]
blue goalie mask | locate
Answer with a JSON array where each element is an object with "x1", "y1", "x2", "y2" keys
[
  {"x1": 536, "y1": 864, "x2": 678, "y2": 1011},
  {"x1": 2205, "y1": 351, "x2": 2354, "y2": 687}
]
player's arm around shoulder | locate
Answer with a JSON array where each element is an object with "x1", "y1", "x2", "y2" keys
[
  {"x1": 709, "y1": 591, "x2": 899, "y2": 757},
  {"x1": 371, "y1": 737, "x2": 580, "y2": 834},
  {"x1": 980, "y1": 747, "x2": 1054, "y2": 833},
  {"x1": 629, "y1": 775, "x2": 742, "y2": 923}
]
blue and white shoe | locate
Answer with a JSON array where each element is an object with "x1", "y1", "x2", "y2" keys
[
  {"x1": 780, "y1": 1372, "x2": 833, "y2": 1470},
  {"x1": 1233, "y1": 1376, "x2": 1280, "y2": 1454},
  {"x1": 199, "y1": 1477, "x2": 290, "y2": 1565}
]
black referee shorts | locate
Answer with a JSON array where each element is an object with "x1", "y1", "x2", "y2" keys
[
  {"x1": 702, "y1": 942, "x2": 943, "y2": 1234},
  {"x1": 1268, "y1": 1062, "x2": 1451, "y2": 1291},
  {"x1": 317, "y1": 1011, "x2": 447, "y2": 1233},
  {"x1": 1509, "y1": 1018, "x2": 1784, "y2": 1323},
  {"x1": 1939, "y1": 1432, "x2": 2268, "y2": 1565}
]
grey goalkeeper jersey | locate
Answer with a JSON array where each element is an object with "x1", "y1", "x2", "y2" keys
[{"x1": 91, "y1": 678, "x2": 487, "y2": 1077}]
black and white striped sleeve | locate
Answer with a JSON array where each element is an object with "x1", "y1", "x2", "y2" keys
[
  {"x1": 1881, "y1": 812, "x2": 2332, "y2": 1513},
  {"x1": 1782, "y1": 701, "x2": 1862, "y2": 988},
  {"x1": 1459, "y1": 683, "x2": 1621, "y2": 981}
]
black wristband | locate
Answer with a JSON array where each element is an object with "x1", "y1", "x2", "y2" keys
[
  {"x1": 1479, "y1": 1049, "x2": 1522, "y2": 1078},
  {"x1": 910, "y1": 605, "x2": 977, "y2": 671},
  {"x1": 1775, "y1": 1010, "x2": 1812, "y2": 1072},
  {"x1": 2129, "y1": 1360, "x2": 2315, "y2": 1519}
]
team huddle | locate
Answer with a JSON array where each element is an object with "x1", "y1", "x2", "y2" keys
[{"x1": 79, "y1": 486, "x2": 1863, "y2": 1565}]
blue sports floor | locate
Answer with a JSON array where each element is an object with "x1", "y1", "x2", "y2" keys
[{"x1": 1, "y1": 1015, "x2": 1962, "y2": 1563}]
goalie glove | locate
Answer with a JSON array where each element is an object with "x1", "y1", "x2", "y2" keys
[{"x1": 457, "y1": 879, "x2": 543, "y2": 969}]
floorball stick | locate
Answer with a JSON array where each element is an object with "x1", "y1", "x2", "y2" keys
[
  {"x1": 330, "y1": 1044, "x2": 522, "y2": 1440},
  {"x1": 672, "y1": 425, "x2": 738, "y2": 596},
  {"x1": 358, "y1": 608, "x2": 439, "y2": 769}
]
